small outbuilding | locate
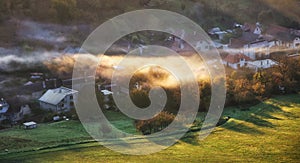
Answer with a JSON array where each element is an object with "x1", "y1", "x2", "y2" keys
[{"x1": 23, "y1": 121, "x2": 37, "y2": 129}]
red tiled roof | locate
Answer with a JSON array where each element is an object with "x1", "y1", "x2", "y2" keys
[{"x1": 223, "y1": 53, "x2": 252, "y2": 64}]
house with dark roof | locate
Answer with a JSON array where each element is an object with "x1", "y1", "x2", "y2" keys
[
  {"x1": 243, "y1": 39, "x2": 270, "y2": 59},
  {"x1": 4, "y1": 78, "x2": 62, "y2": 99},
  {"x1": 228, "y1": 22, "x2": 300, "y2": 59},
  {"x1": 227, "y1": 23, "x2": 261, "y2": 57},
  {"x1": 11, "y1": 105, "x2": 31, "y2": 122},
  {"x1": 222, "y1": 53, "x2": 252, "y2": 69},
  {"x1": 225, "y1": 22, "x2": 300, "y2": 62},
  {"x1": 6, "y1": 97, "x2": 31, "y2": 123},
  {"x1": 208, "y1": 27, "x2": 228, "y2": 40},
  {"x1": 39, "y1": 87, "x2": 78, "y2": 113}
]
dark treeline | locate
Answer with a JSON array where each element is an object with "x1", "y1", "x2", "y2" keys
[{"x1": 0, "y1": 0, "x2": 299, "y2": 29}]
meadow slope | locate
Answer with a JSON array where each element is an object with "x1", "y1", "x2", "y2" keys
[{"x1": 0, "y1": 94, "x2": 299, "y2": 162}]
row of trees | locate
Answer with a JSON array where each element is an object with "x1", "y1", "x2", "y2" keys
[
  {"x1": 0, "y1": 0, "x2": 141, "y2": 23},
  {"x1": 226, "y1": 56, "x2": 300, "y2": 105},
  {"x1": 129, "y1": 56, "x2": 300, "y2": 113},
  {"x1": 132, "y1": 55, "x2": 300, "y2": 134},
  {"x1": 1, "y1": 0, "x2": 299, "y2": 29},
  {"x1": 43, "y1": 51, "x2": 300, "y2": 134}
]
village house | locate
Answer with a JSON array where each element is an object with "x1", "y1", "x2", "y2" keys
[
  {"x1": 253, "y1": 22, "x2": 262, "y2": 35},
  {"x1": 11, "y1": 105, "x2": 31, "y2": 122},
  {"x1": 208, "y1": 27, "x2": 228, "y2": 40},
  {"x1": 39, "y1": 87, "x2": 78, "y2": 113},
  {"x1": 222, "y1": 53, "x2": 278, "y2": 71},
  {"x1": 5, "y1": 77, "x2": 62, "y2": 102},
  {"x1": 228, "y1": 22, "x2": 262, "y2": 59},
  {"x1": 0, "y1": 98, "x2": 9, "y2": 123},
  {"x1": 293, "y1": 37, "x2": 300, "y2": 48},
  {"x1": 6, "y1": 97, "x2": 32, "y2": 123},
  {"x1": 97, "y1": 83, "x2": 116, "y2": 109},
  {"x1": 247, "y1": 59, "x2": 278, "y2": 71},
  {"x1": 243, "y1": 39, "x2": 270, "y2": 59},
  {"x1": 169, "y1": 29, "x2": 186, "y2": 51},
  {"x1": 226, "y1": 22, "x2": 300, "y2": 60},
  {"x1": 101, "y1": 89, "x2": 113, "y2": 110},
  {"x1": 30, "y1": 72, "x2": 44, "y2": 81},
  {"x1": 223, "y1": 53, "x2": 252, "y2": 69}
]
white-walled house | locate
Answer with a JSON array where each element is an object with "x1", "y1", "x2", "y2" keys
[
  {"x1": 226, "y1": 23, "x2": 300, "y2": 60},
  {"x1": 39, "y1": 87, "x2": 78, "y2": 113},
  {"x1": 243, "y1": 39, "x2": 270, "y2": 59},
  {"x1": 223, "y1": 53, "x2": 278, "y2": 71},
  {"x1": 223, "y1": 54, "x2": 252, "y2": 69},
  {"x1": 247, "y1": 59, "x2": 278, "y2": 71},
  {"x1": 293, "y1": 37, "x2": 300, "y2": 49}
]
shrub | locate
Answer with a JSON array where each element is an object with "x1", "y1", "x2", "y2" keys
[
  {"x1": 135, "y1": 111, "x2": 175, "y2": 135},
  {"x1": 130, "y1": 89, "x2": 151, "y2": 108}
]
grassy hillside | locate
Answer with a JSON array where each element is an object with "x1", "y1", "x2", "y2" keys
[{"x1": 1, "y1": 94, "x2": 299, "y2": 162}]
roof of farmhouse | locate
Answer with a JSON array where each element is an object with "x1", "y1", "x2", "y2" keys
[
  {"x1": 39, "y1": 87, "x2": 77, "y2": 105},
  {"x1": 224, "y1": 53, "x2": 252, "y2": 64}
]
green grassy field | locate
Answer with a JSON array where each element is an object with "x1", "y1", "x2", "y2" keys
[
  {"x1": 0, "y1": 120, "x2": 91, "y2": 153},
  {"x1": 0, "y1": 94, "x2": 299, "y2": 162},
  {"x1": 0, "y1": 110, "x2": 137, "y2": 154}
]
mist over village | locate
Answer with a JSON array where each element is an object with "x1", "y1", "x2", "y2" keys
[{"x1": 0, "y1": 0, "x2": 299, "y2": 162}]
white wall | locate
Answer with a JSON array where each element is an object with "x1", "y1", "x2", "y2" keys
[
  {"x1": 247, "y1": 59, "x2": 277, "y2": 71},
  {"x1": 40, "y1": 94, "x2": 75, "y2": 113}
]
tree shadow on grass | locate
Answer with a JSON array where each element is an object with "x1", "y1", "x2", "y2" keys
[
  {"x1": 221, "y1": 95, "x2": 300, "y2": 134},
  {"x1": 221, "y1": 120, "x2": 264, "y2": 135},
  {"x1": 269, "y1": 99, "x2": 293, "y2": 108},
  {"x1": 243, "y1": 115, "x2": 275, "y2": 128},
  {"x1": 263, "y1": 102, "x2": 299, "y2": 119},
  {"x1": 259, "y1": 112, "x2": 282, "y2": 120}
]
